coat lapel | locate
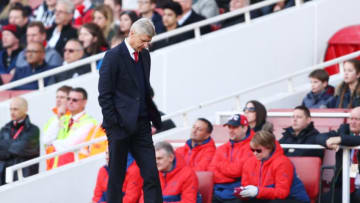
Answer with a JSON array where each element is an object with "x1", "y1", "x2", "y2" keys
[{"x1": 119, "y1": 42, "x2": 140, "y2": 89}]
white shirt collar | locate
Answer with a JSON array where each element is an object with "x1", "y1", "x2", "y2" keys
[
  {"x1": 125, "y1": 38, "x2": 136, "y2": 60},
  {"x1": 178, "y1": 10, "x2": 192, "y2": 26},
  {"x1": 72, "y1": 111, "x2": 85, "y2": 120}
]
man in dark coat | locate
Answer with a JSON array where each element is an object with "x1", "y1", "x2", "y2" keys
[
  {"x1": 98, "y1": 18, "x2": 163, "y2": 203},
  {"x1": 279, "y1": 105, "x2": 323, "y2": 159},
  {"x1": 46, "y1": 0, "x2": 78, "y2": 56},
  {"x1": 316, "y1": 107, "x2": 360, "y2": 203},
  {"x1": 0, "y1": 97, "x2": 40, "y2": 185}
]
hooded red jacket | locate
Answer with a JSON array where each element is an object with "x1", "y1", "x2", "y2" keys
[
  {"x1": 175, "y1": 137, "x2": 216, "y2": 171},
  {"x1": 241, "y1": 141, "x2": 294, "y2": 200},
  {"x1": 209, "y1": 129, "x2": 255, "y2": 184},
  {"x1": 92, "y1": 162, "x2": 143, "y2": 203}
]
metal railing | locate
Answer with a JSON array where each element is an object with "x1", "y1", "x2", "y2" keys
[
  {"x1": 161, "y1": 51, "x2": 360, "y2": 126},
  {"x1": 0, "y1": 0, "x2": 305, "y2": 92}
]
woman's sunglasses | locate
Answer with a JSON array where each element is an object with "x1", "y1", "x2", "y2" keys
[{"x1": 243, "y1": 107, "x2": 256, "y2": 112}]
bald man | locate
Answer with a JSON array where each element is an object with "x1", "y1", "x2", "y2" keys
[
  {"x1": 317, "y1": 107, "x2": 360, "y2": 203},
  {"x1": 0, "y1": 97, "x2": 40, "y2": 185},
  {"x1": 11, "y1": 42, "x2": 55, "y2": 90}
]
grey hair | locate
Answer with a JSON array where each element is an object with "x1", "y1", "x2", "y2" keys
[
  {"x1": 57, "y1": 0, "x2": 75, "y2": 14},
  {"x1": 154, "y1": 141, "x2": 174, "y2": 156},
  {"x1": 130, "y1": 18, "x2": 156, "y2": 37}
]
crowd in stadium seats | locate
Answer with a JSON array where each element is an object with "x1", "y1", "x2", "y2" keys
[
  {"x1": 8, "y1": 0, "x2": 360, "y2": 203},
  {"x1": 0, "y1": 0, "x2": 309, "y2": 87}
]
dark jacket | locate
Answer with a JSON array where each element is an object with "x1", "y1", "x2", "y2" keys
[
  {"x1": 54, "y1": 57, "x2": 91, "y2": 83},
  {"x1": 316, "y1": 124, "x2": 360, "y2": 189},
  {"x1": 178, "y1": 10, "x2": 212, "y2": 41},
  {"x1": 0, "y1": 116, "x2": 40, "y2": 185},
  {"x1": 327, "y1": 82, "x2": 360, "y2": 108},
  {"x1": 98, "y1": 41, "x2": 162, "y2": 137},
  {"x1": 11, "y1": 62, "x2": 55, "y2": 90},
  {"x1": 0, "y1": 48, "x2": 22, "y2": 74},
  {"x1": 46, "y1": 23, "x2": 78, "y2": 56},
  {"x1": 302, "y1": 85, "x2": 334, "y2": 108},
  {"x1": 150, "y1": 24, "x2": 187, "y2": 51},
  {"x1": 280, "y1": 122, "x2": 324, "y2": 159},
  {"x1": 151, "y1": 11, "x2": 165, "y2": 34}
]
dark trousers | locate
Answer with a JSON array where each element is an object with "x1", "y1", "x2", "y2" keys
[
  {"x1": 212, "y1": 196, "x2": 242, "y2": 203},
  {"x1": 107, "y1": 118, "x2": 163, "y2": 203},
  {"x1": 321, "y1": 187, "x2": 360, "y2": 203}
]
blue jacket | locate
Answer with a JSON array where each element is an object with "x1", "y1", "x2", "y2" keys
[
  {"x1": 327, "y1": 83, "x2": 360, "y2": 108},
  {"x1": 0, "y1": 49, "x2": 21, "y2": 74},
  {"x1": 302, "y1": 86, "x2": 334, "y2": 108},
  {"x1": 11, "y1": 62, "x2": 55, "y2": 90}
]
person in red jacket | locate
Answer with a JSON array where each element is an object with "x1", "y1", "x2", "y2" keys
[
  {"x1": 236, "y1": 130, "x2": 310, "y2": 203},
  {"x1": 154, "y1": 141, "x2": 200, "y2": 203},
  {"x1": 209, "y1": 114, "x2": 255, "y2": 203},
  {"x1": 92, "y1": 151, "x2": 143, "y2": 203},
  {"x1": 175, "y1": 118, "x2": 216, "y2": 171}
]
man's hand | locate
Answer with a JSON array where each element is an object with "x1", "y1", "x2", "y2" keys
[
  {"x1": 240, "y1": 185, "x2": 258, "y2": 198},
  {"x1": 326, "y1": 136, "x2": 341, "y2": 151},
  {"x1": 57, "y1": 104, "x2": 67, "y2": 118}
]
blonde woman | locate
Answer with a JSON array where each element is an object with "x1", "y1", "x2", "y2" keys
[{"x1": 92, "y1": 5, "x2": 116, "y2": 43}]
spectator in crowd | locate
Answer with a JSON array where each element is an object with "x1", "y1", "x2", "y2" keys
[
  {"x1": 192, "y1": 0, "x2": 219, "y2": 19},
  {"x1": 243, "y1": 100, "x2": 273, "y2": 133},
  {"x1": 222, "y1": 0, "x2": 262, "y2": 28},
  {"x1": 92, "y1": 5, "x2": 116, "y2": 43},
  {"x1": 110, "y1": 33, "x2": 124, "y2": 48},
  {"x1": 327, "y1": 59, "x2": 360, "y2": 108},
  {"x1": 175, "y1": 118, "x2": 216, "y2": 171},
  {"x1": 16, "y1": 21, "x2": 63, "y2": 68},
  {"x1": 118, "y1": 10, "x2": 138, "y2": 38},
  {"x1": 150, "y1": 0, "x2": 185, "y2": 51},
  {"x1": 302, "y1": 69, "x2": 334, "y2": 108},
  {"x1": 73, "y1": 0, "x2": 94, "y2": 28},
  {"x1": 0, "y1": 0, "x2": 28, "y2": 22},
  {"x1": 0, "y1": 97, "x2": 40, "y2": 185},
  {"x1": 103, "y1": 0, "x2": 123, "y2": 26},
  {"x1": 33, "y1": 0, "x2": 57, "y2": 29},
  {"x1": 8, "y1": 3, "x2": 31, "y2": 46},
  {"x1": 43, "y1": 85, "x2": 72, "y2": 170},
  {"x1": 209, "y1": 114, "x2": 255, "y2": 202},
  {"x1": 11, "y1": 42, "x2": 55, "y2": 90},
  {"x1": 236, "y1": 130, "x2": 310, "y2": 203},
  {"x1": 92, "y1": 150, "x2": 143, "y2": 203},
  {"x1": 173, "y1": 0, "x2": 211, "y2": 39},
  {"x1": 216, "y1": 0, "x2": 230, "y2": 12},
  {"x1": 44, "y1": 87, "x2": 97, "y2": 169},
  {"x1": 316, "y1": 106, "x2": 360, "y2": 203},
  {"x1": 279, "y1": 106, "x2": 323, "y2": 159},
  {"x1": 47, "y1": 0, "x2": 78, "y2": 56},
  {"x1": 79, "y1": 23, "x2": 109, "y2": 56},
  {"x1": 54, "y1": 39, "x2": 91, "y2": 82},
  {"x1": 138, "y1": 0, "x2": 165, "y2": 34},
  {"x1": 0, "y1": 24, "x2": 22, "y2": 74},
  {"x1": 154, "y1": 141, "x2": 199, "y2": 202}
]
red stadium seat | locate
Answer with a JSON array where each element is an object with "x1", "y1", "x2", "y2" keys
[
  {"x1": 9, "y1": 90, "x2": 33, "y2": 97},
  {"x1": 0, "y1": 91, "x2": 12, "y2": 102},
  {"x1": 196, "y1": 171, "x2": 214, "y2": 203},
  {"x1": 1, "y1": 74, "x2": 13, "y2": 84},
  {"x1": 289, "y1": 157, "x2": 322, "y2": 203}
]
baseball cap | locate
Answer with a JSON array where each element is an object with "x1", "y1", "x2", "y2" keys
[{"x1": 224, "y1": 114, "x2": 248, "y2": 127}]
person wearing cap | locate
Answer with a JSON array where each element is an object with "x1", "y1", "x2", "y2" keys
[
  {"x1": 0, "y1": 24, "x2": 22, "y2": 74},
  {"x1": 10, "y1": 42, "x2": 55, "y2": 90},
  {"x1": 209, "y1": 114, "x2": 256, "y2": 203},
  {"x1": 150, "y1": 0, "x2": 185, "y2": 51},
  {"x1": 15, "y1": 21, "x2": 63, "y2": 69},
  {"x1": 175, "y1": 118, "x2": 216, "y2": 171}
]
